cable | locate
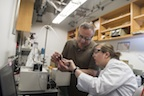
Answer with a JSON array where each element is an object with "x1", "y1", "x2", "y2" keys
[
  {"x1": 39, "y1": 25, "x2": 63, "y2": 64},
  {"x1": 39, "y1": 25, "x2": 62, "y2": 41}
]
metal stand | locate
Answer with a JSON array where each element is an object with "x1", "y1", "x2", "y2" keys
[{"x1": 43, "y1": 26, "x2": 49, "y2": 64}]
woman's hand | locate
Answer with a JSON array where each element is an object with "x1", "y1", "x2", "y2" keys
[
  {"x1": 51, "y1": 52, "x2": 76, "y2": 72},
  {"x1": 58, "y1": 59, "x2": 76, "y2": 72},
  {"x1": 60, "y1": 59, "x2": 82, "y2": 78}
]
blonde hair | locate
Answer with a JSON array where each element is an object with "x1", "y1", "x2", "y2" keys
[{"x1": 97, "y1": 43, "x2": 121, "y2": 60}]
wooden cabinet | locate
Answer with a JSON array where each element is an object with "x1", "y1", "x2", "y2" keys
[
  {"x1": 131, "y1": 0, "x2": 144, "y2": 33},
  {"x1": 99, "y1": 4, "x2": 131, "y2": 41},
  {"x1": 16, "y1": 0, "x2": 34, "y2": 32},
  {"x1": 92, "y1": 29, "x2": 98, "y2": 41},
  {"x1": 67, "y1": 0, "x2": 144, "y2": 41},
  {"x1": 92, "y1": 19, "x2": 99, "y2": 41},
  {"x1": 67, "y1": 28, "x2": 78, "y2": 40}
]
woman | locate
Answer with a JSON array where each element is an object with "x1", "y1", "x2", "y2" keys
[{"x1": 53, "y1": 43, "x2": 138, "y2": 96}]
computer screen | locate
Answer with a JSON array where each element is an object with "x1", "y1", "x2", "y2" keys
[{"x1": 0, "y1": 64, "x2": 17, "y2": 96}]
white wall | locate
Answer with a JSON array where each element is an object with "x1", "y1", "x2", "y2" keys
[
  {"x1": 0, "y1": 0, "x2": 18, "y2": 67},
  {"x1": 30, "y1": 12, "x2": 68, "y2": 66},
  {"x1": 102, "y1": 35, "x2": 144, "y2": 71}
]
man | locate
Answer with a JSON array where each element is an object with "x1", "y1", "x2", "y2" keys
[{"x1": 51, "y1": 22, "x2": 99, "y2": 96}]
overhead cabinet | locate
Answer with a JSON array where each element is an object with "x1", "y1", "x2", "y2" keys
[
  {"x1": 67, "y1": 28, "x2": 78, "y2": 40},
  {"x1": 16, "y1": 0, "x2": 34, "y2": 32},
  {"x1": 92, "y1": 19, "x2": 99, "y2": 41},
  {"x1": 67, "y1": 0, "x2": 144, "y2": 41},
  {"x1": 131, "y1": 0, "x2": 144, "y2": 33},
  {"x1": 99, "y1": 4, "x2": 131, "y2": 41}
]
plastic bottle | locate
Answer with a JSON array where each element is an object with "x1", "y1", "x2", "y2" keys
[{"x1": 40, "y1": 48, "x2": 45, "y2": 61}]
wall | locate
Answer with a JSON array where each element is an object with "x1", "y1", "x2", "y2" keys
[
  {"x1": 0, "y1": 0, "x2": 18, "y2": 67},
  {"x1": 102, "y1": 35, "x2": 144, "y2": 71},
  {"x1": 30, "y1": 12, "x2": 68, "y2": 66}
]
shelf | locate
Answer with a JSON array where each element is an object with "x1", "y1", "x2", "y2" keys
[
  {"x1": 92, "y1": 36, "x2": 98, "y2": 41},
  {"x1": 131, "y1": 0, "x2": 144, "y2": 32},
  {"x1": 98, "y1": 4, "x2": 131, "y2": 41},
  {"x1": 101, "y1": 13, "x2": 130, "y2": 25},
  {"x1": 134, "y1": 14, "x2": 144, "y2": 22},
  {"x1": 101, "y1": 23, "x2": 130, "y2": 33},
  {"x1": 67, "y1": 1, "x2": 144, "y2": 42},
  {"x1": 67, "y1": 28, "x2": 78, "y2": 40},
  {"x1": 68, "y1": 34, "x2": 75, "y2": 38},
  {"x1": 101, "y1": 4, "x2": 130, "y2": 20},
  {"x1": 98, "y1": 34, "x2": 132, "y2": 41},
  {"x1": 133, "y1": 0, "x2": 144, "y2": 7}
]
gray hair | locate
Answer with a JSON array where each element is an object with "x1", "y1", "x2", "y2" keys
[{"x1": 79, "y1": 22, "x2": 95, "y2": 35}]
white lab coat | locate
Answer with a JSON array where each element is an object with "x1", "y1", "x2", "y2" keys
[{"x1": 77, "y1": 59, "x2": 138, "y2": 96}]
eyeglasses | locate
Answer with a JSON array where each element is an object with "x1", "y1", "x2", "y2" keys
[
  {"x1": 78, "y1": 33, "x2": 92, "y2": 41},
  {"x1": 94, "y1": 49, "x2": 101, "y2": 54}
]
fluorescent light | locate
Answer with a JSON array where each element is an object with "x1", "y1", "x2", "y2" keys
[{"x1": 52, "y1": 0, "x2": 87, "y2": 24}]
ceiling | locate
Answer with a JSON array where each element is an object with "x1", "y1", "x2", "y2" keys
[{"x1": 34, "y1": 0, "x2": 132, "y2": 28}]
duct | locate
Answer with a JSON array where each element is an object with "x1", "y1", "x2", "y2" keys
[{"x1": 47, "y1": 0, "x2": 61, "y2": 12}]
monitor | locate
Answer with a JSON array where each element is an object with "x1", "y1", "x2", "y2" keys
[{"x1": 0, "y1": 64, "x2": 17, "y2": 96}]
